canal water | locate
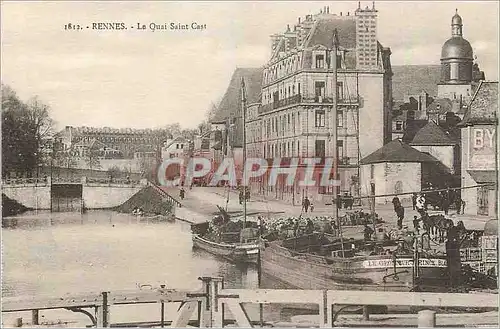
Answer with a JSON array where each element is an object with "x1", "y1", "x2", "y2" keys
[{"x1": 2, "y1": 210, "x2": 282, "y2": 327}]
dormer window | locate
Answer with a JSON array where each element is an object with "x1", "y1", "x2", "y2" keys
[{"x1": 315, "y1": 54, "x2": 325, "y2": 68}]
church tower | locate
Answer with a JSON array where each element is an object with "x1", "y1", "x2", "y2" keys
[{"x1": 437, "y1": 10, "x2": 475, "y2": 101}]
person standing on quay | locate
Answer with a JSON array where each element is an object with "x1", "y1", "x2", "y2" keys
[
  {"x1": 396, "y1": 204, "x2": 405, "y2": 229},
  {"x1": 302, "y1": 196, "x2": 310, "y2": 213},
  {"x1": 392, "y1": 195, "x2": 401, "y2": 212}
]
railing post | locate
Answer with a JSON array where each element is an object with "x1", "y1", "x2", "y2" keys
[
  {"x1": 96, "y1": 291, "x2": 110, "y2": 327},
  {"x1": 32, "y1": 310, "x2": 39, "y2": 325},
  {"x1": 418, "y1": 310, "x2": 436, "y2": 328},
  {"x1": 210, "y1": 277, "x2": 224, "y2": 328},
  {"x1": 198, "y1": 277, "x2": 212, "y2": 328},
  {"x1": 362, "y1": 305, "x2": 369, "y2": 321}
]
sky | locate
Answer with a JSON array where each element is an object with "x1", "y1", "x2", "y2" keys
[{"x1": 1, "y1": 1, "x2": 498, "y2": 130}]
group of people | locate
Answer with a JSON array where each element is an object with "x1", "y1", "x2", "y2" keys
[
  {"x1": 338, "y1": 193, "x2": 355, "y2": 209},
  {"x1": 263, "y1": 215, "x2": 340, "y2": 240},
  {"x1": 132, "y1": 207, "x2": 145, "y2": 216},
  {"x1": 411, "y1": 191, "x2": 466, "y2": 215},
  {"x1": 339, "y1": 209, "x2": 382, "y2": 226},
  {"x1": 238, "y1": 187, "x2": 250, "y2": 204}
]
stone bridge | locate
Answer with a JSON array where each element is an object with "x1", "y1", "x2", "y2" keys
[{"x1": 2, "y1": 177, "x2": 148, "y2": 210}]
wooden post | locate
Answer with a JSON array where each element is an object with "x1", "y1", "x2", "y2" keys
[
  {"x1": 198, "y1": 277, "x2": 212, "y2": 328},
  {"x1": 32, "y1": 310, "x2": 39, "y2": 325},
  {"x1": 418, "y1": 310, "x2": 436, "y2": 328},
  {"x1": 362, "y1": 305, "x2": 369, "y2": 321},
  {"x1": 14, "y1": 317, "x2": 22, "y2": 327},
  {"x1": 160, "y1": 302, "x2": 165, "y2": 328},
  {"x1": 210, "y1": 277, "x2": 224, "y2": 327},
  {"x1": 97, "y1": 291, "x2": 110, "y2": 327}
]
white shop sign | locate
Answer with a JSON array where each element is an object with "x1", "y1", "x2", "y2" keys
[{"x1": 362, "y1": 258, "x2": 447, "y2": 269}]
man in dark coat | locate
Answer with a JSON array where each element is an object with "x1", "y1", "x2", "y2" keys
[
  {"x1": 396, "y1": 205, "x2": 405, "y2": 229},
  {"x1": 392, "y1": 196, "x2": 401, "y2": 211},
  {"x1": 302, "y1": 197, "x2": 310, "y2": 213}
]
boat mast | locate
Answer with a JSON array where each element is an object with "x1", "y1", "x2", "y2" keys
[
  {"x1": 332, "y1": 29, "x2": 345, "y2": 257},
  {"x1": 241, "y1": 77, "x2": 248, "y2": 228}
]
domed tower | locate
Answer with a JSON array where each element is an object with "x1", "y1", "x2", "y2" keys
[{"x1": 437, "y1": 10, "x2": 474, "y2": 101}]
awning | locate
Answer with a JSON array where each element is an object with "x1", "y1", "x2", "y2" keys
[{"x1": 467, "y1": 170, "x2": 497, "y2": 187}]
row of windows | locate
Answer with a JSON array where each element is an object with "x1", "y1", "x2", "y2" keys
[
  {"x1": 77, "y1": 136, "x2": 160, "y2": 144},
  {"x1": 263, "y1": 54, "x2": 302, "y2": 85},
  {"x1": 263, "y1": 140, "x2": 301, "y2": 158},
  {"x1": 263, "y1": 82, "x2": 301, "y2": 104},
  {"x1": 264, "y1": 111, "x2": 301, "y2": 138},
  {"x1": 261, "y1": 139, "x2": 347, "y2": 159},
  {"x1": 257, "y1": 109, "x2": 345, "y2": 140}
]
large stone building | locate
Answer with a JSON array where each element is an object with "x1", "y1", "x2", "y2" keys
[
  {"x1": 58, "y1": 126, "x2": 171, "y2": 159},
  {"x1": 249, "y1": 3, "x2": 393, "y2": 202},
  {"x1": 459, "y1": 81, "x2": 497, "y2": 218}
]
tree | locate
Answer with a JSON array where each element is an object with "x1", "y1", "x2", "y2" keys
[
  {"x1": 1, "y1": 84, "x2": 55, "y2": 178},
  {"x1": 85, "y1": 148, "x2": 101, "y2": 170},
  {"x1": 25, "y1": 96, "x2": 55, "y2": 165},
  {"x1": 53, "y1": 150, "x2": 78, "y2": 169},
  {"x1": 138, "y1": 156, "x2": 157, "y2": 182},
  {"x1": 107, "y1": 165, "x2": 122, "y2": 181}
]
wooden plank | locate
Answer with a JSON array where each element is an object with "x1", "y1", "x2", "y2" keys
[
  {"x1": 2, "y1": 293, "x2": 102, "y2": 312},
  {"x1": 171, "y1": 301, "x2": 198, "y2": 327},
  {"x1": 2, "y1": 290, "x2": 198, "y2": 312},
  {"x1": 224, "y1": 300, "x2": 252, "y2": 328},
  {"x1": 110, "y1": 290, "x2": 192, "y2": 305},
  {"x1": 326, "y1": 291, "x2": 498, "y2": 308},
  {"x1": 221, "y1": 289, "x2": 323, "y2": 304}
]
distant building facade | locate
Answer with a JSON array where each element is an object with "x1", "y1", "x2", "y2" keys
[
  {"x1": 161, "y1": 136, "x2": 189, "y2": 159},
  {"x1": 59, "y1": 126, "x2": 171, "y2": 159},
  {"x1": 459, "y1": 81, "x2": 497, "y2": 218}
]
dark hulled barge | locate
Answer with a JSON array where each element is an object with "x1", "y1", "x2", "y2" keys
[{"x1": 191, "y1": 206, "x2": 260, "y2": 265}]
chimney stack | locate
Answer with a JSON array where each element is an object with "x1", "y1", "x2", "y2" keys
[{"x1": 340, "y1": 12, "x2": 342, "y2": 16}]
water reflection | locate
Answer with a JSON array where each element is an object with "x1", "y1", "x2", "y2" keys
[{"x1": 2, "y1": 210, "x2": 258, "y2": 298}]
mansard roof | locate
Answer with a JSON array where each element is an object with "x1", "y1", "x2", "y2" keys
[
  {"x1": 211, "y1": 67, "x2": 264, "y2": 122},
  {"x1": 361, "y1": 139, "x2": 440, "y2": 164},
  {"x1": 460, "y1": 81, "x2": 498, "y2": 126},
  {"x1": 304, "y1": 16, "x2": 357, "y2": 49}
]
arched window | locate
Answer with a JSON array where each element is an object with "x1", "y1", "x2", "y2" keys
[{"x1": 395, "y1": 181, "x2": 403, "y2": 194}]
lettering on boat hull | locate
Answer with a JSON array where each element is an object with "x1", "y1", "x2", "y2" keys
[{"x1": 362, "y1": 258, "x2": 447, "y2": 269}]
